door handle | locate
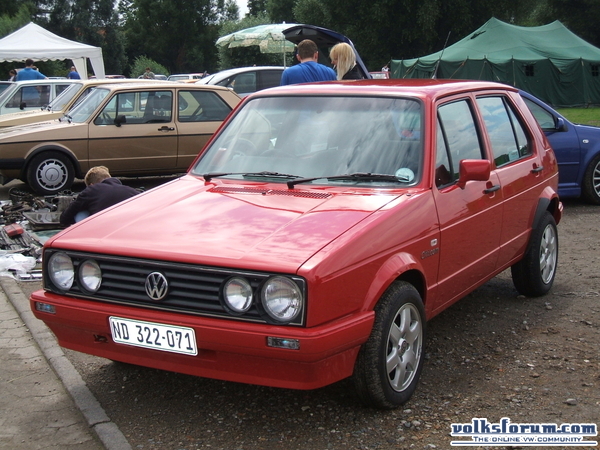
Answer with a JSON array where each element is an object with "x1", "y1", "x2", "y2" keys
[
  {"x1": 531, "y1": 166, "x2": 544, "y2": 173},
  {"x1": 158, "y1": 126, "x2": 175, "y2": 132},
  {"x1": 483, "y1": 184, "x2": 501, "y2": 194}
]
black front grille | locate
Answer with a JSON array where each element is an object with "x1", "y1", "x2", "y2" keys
[{"x1": 44, "y1": 250, "x2": 305, "y2": 325}]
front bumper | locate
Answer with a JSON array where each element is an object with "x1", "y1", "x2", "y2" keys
[{"x1": 31, "y1": 290, "x2": 374, "y2": 390}]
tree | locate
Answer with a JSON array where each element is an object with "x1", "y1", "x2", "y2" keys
[
  {"x1": 247, "y1": 0, "x2": 267, "y2": 16},
  {"x1": 538, "y1": 0, "x2": 600, "y2": 48},
  {"x1": 123, "y1": 0, "x2": 229, "y2": 75},
  {"x1": 266, "y1": 0, "x2": 296, "y2": 23},
  {"x1": 292, "y1": 0, "x2": 544, "y2": 73},
  {"x1": 40, "y1": 0, "x2": 127, "y2": 75},
  {"x1": 130, "y1": 55, "x2": 169, "y2": 78}
]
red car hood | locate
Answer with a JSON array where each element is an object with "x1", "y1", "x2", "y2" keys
[{"x1": 51, "y1": 176, "x2": 401, "y2": 273}]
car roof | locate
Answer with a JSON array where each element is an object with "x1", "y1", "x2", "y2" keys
[
  {"x1": 11, "y1": 79, "x2": 76, "y2": 85},
  {"x1": 77, "y1": 78, "x2": 168, "y2": 85},
  {"x1": 92, "y1": 81, "x2": 240, "y2": 94},
  {"x1": 199, "y1": 66, "x2": 285, "y2": 83},
  {"x1": 244, "y1": 78, "x2": 519, "y2": 101}
]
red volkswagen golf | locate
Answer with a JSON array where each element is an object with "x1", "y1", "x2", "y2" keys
[{"x1": 31, "y1": 79, "x2": 562, "y2": 409}]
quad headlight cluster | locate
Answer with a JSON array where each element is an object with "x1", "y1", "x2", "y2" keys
[
  {"x1": 222, "y1": 275, "x2": 304, "y2": 324},
  {"x1": 47, "y1": 252, "x2": 102, "y2": 293},
  {"x1": 47, "y1": 251, "x2": 305, "y2": 325}
]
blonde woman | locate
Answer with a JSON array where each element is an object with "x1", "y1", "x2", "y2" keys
[{"x1": 329, "y1": 42, "x2": 363, "y2": 80}]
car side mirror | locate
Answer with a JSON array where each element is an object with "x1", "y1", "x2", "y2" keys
[
  {"x1": 115, "y1": 115, "x2": 127, "y2": 127},
  {"x1": 457, "y1": 159, "x2": 491, "y2": 189},
  {"x1": 556, "y1": 117, "x2": 568, "y2": 132},
  {"x1": 19, "y1": 102, "x2": 26, "y2": 110}
]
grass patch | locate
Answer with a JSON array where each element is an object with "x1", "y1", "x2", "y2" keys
[{"x1": 557, "y1": 107, "x2": 600, "y2": 126}]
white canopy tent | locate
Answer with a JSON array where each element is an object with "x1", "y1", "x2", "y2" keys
[{"x1": 0, "y1": 22, "x2": 105, "y2": 79}]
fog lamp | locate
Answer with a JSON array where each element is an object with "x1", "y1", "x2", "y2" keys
[
  {"x1": 267, "y1": 336, "x2": 300, "y2": 350},
  {"x1": 35, "y1": 302, "x2": 56, "y2": 314}
]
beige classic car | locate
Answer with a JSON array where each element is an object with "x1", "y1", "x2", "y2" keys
[
  {"x1": 0, "y1": 78, "x2": 168, "y2": 129},
  {"x1": 0, "y1": 82, "x2": 241, "y2": 194}
]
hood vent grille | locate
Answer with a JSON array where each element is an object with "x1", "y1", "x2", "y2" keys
[{"x1": 211, "y1": 186, "x2": 331, "y2": 199}]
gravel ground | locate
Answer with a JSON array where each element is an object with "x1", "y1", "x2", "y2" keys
[{"x1": 21, "y1": 199, "x2": 599, "y2": 450}]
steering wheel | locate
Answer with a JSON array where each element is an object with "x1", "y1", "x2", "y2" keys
[{"x1": 231, "y1": 138, "x2": 257, "y2": 157}]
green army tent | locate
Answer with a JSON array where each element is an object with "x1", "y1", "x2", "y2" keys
[{"x1": 391, "y1": 18, "x2": 600, "y2": 107}]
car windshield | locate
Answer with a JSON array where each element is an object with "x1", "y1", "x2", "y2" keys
[
  {"x1": 45, "y1": 83, "x2": 81, "y2": 111},
  {"x1": 63, "y1": 87, "x2": 110, "y2": 123},
  {"x1": 192, "y1": 95, "x2": 423, "y2": 186}
]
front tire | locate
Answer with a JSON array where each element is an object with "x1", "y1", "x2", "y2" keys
[
  {"x1": 582, "y1": 153, "x2": 600, "y2": 205},
  {"x1": 26, "y1": 151, "x2": 75, "y2": 195},
  {"x1": 511, "y1": 211, "x2": 558, "y2": 297},
  {"x1": 353, "y1": 281, "x2": 425, "y2": 409}
]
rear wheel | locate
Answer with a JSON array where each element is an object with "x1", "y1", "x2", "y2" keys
[
  {"x1": 582, "y1": 153, "x2": 600, "y2": 205},
  {"x1": 353, "y1": 281, "x2": 425, "y2": 409},
  {"x1": 511, "y1": 211, "x2": 558, "y2": 297},
  {"x1": 26, "y1": 151, "x2": 75, "y2": 195}
]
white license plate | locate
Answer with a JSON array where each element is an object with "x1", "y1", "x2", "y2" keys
[{"x1": 109, "y1": 316, "x2": 198, "y2": 356}]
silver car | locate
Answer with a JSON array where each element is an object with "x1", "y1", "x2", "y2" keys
[
  {"x1": 197, "y1": 66, "x2": 284, "y2": 97},
  {"x1": 0, "y1": 79, "x2": 76, "y2": 114}
]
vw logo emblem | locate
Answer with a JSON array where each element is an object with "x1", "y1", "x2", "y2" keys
[{"x1": 145, "y1": 272, "x2": 168, "y2": 301}]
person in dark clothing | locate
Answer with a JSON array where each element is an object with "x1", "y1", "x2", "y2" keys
[
  {"x1": 329, "y1": 42, "x2": 364, "y2": 80},
  {"x1": 60, "y1": 166, "x2": 139, "y2": 226}
]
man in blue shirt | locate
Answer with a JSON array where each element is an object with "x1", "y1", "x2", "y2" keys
[
  {"x1": 280, "y1": 40, "x2": 337, "y2": 86},
  {"x1": 67, "y1": 66, "x2": 81, "y2": 79},
  {"x1": 16, "y1": 59, "x2": 47, "y2": 81}
]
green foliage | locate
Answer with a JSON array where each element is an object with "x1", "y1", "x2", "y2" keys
[
  {"x1": 130, "y1": 56, "x2": 169, "y2": 78},
  {"x1": 0, "y1": 0, "x2": 595, "y2": 87},
  {"x1": 0, "y1": 4, "x2": 31, "y2": 36},
  {"x1": 537, "y1": 0, "x2": 600, "y2": 48},
  {"x1": 267, "y1": 0, "x2": 296, "y2": 23},
  {"x1": 248, "y1": 0, "x2": 267, "y2": 16},
  {"x1": 293, "y1": 0, "x2": 548, "y2": 74},
  {"x1": 123, "y1": 0, "x2": 229, "y2": 75}
]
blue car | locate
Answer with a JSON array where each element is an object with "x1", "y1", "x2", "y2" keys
[{"x1": 520, "y1": 90, "x2": 600, "y2": 204}]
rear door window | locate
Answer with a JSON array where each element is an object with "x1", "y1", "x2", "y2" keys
[
  {"x1": 476, "y1": 96, "x2": 531, "y2": 167},
  {"x1": 177, "y1": 90, "x2": 233, "y2": 122}
]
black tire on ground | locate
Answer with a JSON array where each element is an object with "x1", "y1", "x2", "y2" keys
[
  {"x1": 511, "y1": 211, "x2": 558, "y2": 297},
  {"x1": 353, "y1": 281, "x2": 426, "y2": 409},
  {"x1": 26, "y1": 151, "x2": 75, "y2": 195},
  {"x1": 581, "y1": 153, "x2": 600, "y2": 205}
]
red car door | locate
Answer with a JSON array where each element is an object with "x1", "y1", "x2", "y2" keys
[{"x1": 432, "y1": 96, "x2": 503, "y2": 315}]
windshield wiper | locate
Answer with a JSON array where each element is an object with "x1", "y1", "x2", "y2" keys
[
  {"x1": 202, "y1": 171, "x2": 301, "y2": 182},
  {"x1": 287, "y1": 172, "x2": 407, "y2": 188},
  {"x1": 59, "y1": 114, "x2": 73, "y2": 123}
]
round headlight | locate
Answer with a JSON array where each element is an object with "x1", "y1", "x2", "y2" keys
[
  {"x1": 79, "y1": 259, "x2": 102, "y2": 293},
  {"x1": 48, "y1": 252, "x2": 74, "y2": 290},
  {"x1": 261, "y1": 276, "x2": 303, "y2": 323},
  {"x1": 223, "y1": 277, "x2": 253, "y2": 314}
]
